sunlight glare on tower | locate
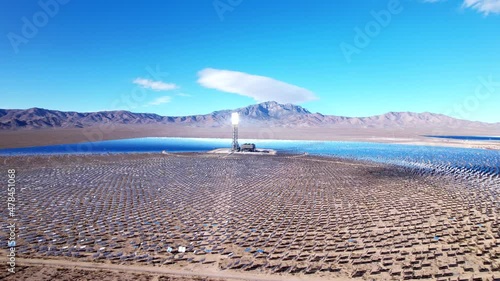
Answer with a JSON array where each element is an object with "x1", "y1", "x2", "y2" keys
[{"x1": 231, "y1": 112, "x2": 239, "y2": 125}]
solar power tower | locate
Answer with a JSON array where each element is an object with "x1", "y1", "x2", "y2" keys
[{"x1": 231, "y1": 112, "x2": 240, "y2": 151}]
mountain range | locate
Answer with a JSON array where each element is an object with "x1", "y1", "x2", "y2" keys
[{"x1": 0, "y1": 101, "x2": 498, "y2": 131}]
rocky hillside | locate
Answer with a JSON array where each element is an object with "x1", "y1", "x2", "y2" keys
[{"x1": 0, "y1": 101, "x2": 498, "y2": 130}]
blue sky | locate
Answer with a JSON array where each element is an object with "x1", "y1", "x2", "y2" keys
[{"x1": 1, "y1": 0, "x2": 500, "y2": 122}]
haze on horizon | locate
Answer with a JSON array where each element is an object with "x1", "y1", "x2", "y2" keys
[{"x1": 1, "y1": 0, "x2": 500, "y2": 123}]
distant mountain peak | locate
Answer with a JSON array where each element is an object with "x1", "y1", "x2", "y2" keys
[
  {"x1": 223, "y1": 101, "x2": 311, "y2": 121},
  {"x1": 257, "y1": 101, "x2": 280, "y2": 106},
  {"x1": 0, "y1": 102, "x2": 497, "y2": 130},
  {"x1": 26, "y1": 107, "x2": 46, "y2": 113},
  {"x1": 256, "y1": 100, "x2": 309, "y2": 110}
]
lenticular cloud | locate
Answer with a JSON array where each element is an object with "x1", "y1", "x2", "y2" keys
[{"x1": 197, "y1": 68, "x2": 318, "y2": 104}]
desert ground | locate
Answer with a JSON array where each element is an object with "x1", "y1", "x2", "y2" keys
[
  {"x1": 0, "y1": 124, "x2": 499, "y2": 150},
  {"x1": 0, "y1": 262, "x2": 230, "y2": 281},
  {"x1": 0, "y1": 153, "x2": 499, "y2": 280}
]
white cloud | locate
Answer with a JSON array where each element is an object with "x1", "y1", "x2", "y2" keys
[
  {"x1": 197, "y1": 68, "x2": 318, "y2": 104},
  {"x1": 462, "y1": 0, "x2": 500, "y2": 15},
  {"x1": 148, "y1": 96, "x2": 172, "y2": 106},
  {"x1": 176, "y1": 93, "x2": 191, "y2": 97},
  {"x1": 424, "y1": 0, "x2": 500, "y2": 14},
  {"x1": 133, "y1": 78, "x2": 178, "y2": 91}
]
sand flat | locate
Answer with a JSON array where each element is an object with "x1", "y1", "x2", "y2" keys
[{"x1": 1, "y1": 125, "x2": 500, "y2": 150}]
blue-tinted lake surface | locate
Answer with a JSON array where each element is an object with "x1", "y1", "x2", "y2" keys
[
  {"x1": 426, "y1": 135, "x2": 500, "y2": 141},
  {"x1": 1, "y1": 138, "x2": 499, "y2": 175}
]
